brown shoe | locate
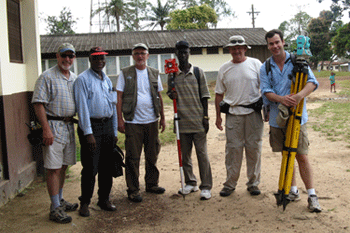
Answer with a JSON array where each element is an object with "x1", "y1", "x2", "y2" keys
[
  {"x1": 97, "y1": 200, "x2": 116, "y2": 211},
  {"x1": 146, "y1": 186, "x2": 165, "y2": 194},
  {"x1": 79, "y1": 203, "x2": 90, "y2": 217}
]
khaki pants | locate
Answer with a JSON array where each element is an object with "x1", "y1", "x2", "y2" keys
[
  {"x1": 124, "y1": 121, "x2": 161, "y2": 195},
  {"x1": 180, "y1": 132, "x2": 212, "y2": 190},
  {"x1": 224, "y1": 111, "x2": 263, "y2": 190}
]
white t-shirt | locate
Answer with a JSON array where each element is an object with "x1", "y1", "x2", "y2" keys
[
  {"x1": 215, "y1": 57, "x2": 262, "y2": 115},
  {"x1": 116, "y1": 67, "x2": 163, "y2": 124}
]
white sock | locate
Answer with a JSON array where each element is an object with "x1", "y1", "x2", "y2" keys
[
  {"x1": 307, "y1": 188, "x2": 316, "y2": 196},
  {"x1": 290, "y1": 186, "x2": 298, "y2": 194}
]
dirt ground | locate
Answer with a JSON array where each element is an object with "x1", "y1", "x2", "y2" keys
[{"x1": 1, "y1": 77, "x2": 350, "y2": 233}]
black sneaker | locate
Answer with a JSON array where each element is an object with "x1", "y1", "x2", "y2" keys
[
  {"x1": 49, "y1": 206, "x2": 72, "y2": 224},
  {"x1": 247, "y1": 186, "x2": 261, "y2": 196},
  {"x1": 60, "y1": 199, "x2": 79, "y2": 212},
  {"x1": 219, "y1": 187, "x2": 235, "y2": 197},
  {"x1": 79, "y1": 203, "x2": 90, "y2": 217}
]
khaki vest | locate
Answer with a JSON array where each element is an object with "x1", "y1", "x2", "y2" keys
[{"x1": 121, "y1": 65, "x2": 160, "y2": 121}]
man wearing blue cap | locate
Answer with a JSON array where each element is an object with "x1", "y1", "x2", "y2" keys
[{"x1": 32, "y1": 43, "x2": 78, "y2": 224}]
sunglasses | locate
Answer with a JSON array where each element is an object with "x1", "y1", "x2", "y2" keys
[
  {"x1": 60, "y1": 54, "x2": 75, "y2": 59},
  {"x1": 230, "y1": 39, "x2": 244, "y2": 44}
]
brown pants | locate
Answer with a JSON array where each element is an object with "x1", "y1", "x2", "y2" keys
[{"x1": 124, "y1": 121, "x2": 161, "y2": 195}]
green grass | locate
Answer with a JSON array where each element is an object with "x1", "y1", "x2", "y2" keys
[
  {"x1": 309, "y1": 76, "x2": 350, "y2": 146},
  {"x1": 313, "y1": 70, "x2": 350, "y2": 79}
]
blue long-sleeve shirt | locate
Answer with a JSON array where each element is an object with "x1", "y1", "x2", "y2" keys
[
  {"x1": 260, "y1": 52, "x2": 319, "y2": 128},
  {"x1": 74, "y1": 68, "x2": 118, "y2": 136}
]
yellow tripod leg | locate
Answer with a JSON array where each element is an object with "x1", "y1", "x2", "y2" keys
[{"x1": 275, "y1": 70, "x2": 307, "y2": 210}]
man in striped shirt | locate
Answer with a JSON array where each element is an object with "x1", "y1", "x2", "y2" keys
[
  {"x1": 167, "y1": 40, "x2": 213, "y2": 200},
  {"x1": 32, "y1": 43, "x2": 78, "y2": 224}
]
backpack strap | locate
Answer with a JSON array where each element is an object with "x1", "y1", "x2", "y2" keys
[
  {"x1": 265, "y1": 56, "x2": 272, "y2": 75},
  {"x1": 193, "y1": 66, "x2": 202, "y2": 100}
]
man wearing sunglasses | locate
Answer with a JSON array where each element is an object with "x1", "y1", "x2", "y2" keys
[
  {"x1": 74, "y1": 47, "x2": 118, "y2": 217},
  {"x1": 215, "y1": 35, "x2": 263, "y2": 197},
  {"x1": 116, "y1": 43, "x2": 166, "y2": 203},
  {"x1": 32, "y1": 43, "x2": 78, "y2": 224}
]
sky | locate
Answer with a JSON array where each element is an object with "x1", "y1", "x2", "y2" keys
[{"x1": 37, "y1": 0, "x2": 349, "y2": 35}]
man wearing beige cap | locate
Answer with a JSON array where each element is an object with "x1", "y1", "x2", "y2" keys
[
  {"x1": 116, "y1": 43, "x2": 166, "y2": 203},
  {"x1": 32, "y1": 43, "x2": 78, "y2": 223},
  {"x1": 215, "y1": 35, "x2": 264, "y2": 197}
]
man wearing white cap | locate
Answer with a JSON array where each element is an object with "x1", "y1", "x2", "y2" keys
[
  {"x1": 116, "y1": 43, "x2": 166, "y2": 203},
  {"x1": 215, "y1": 35, "x2": 264, "y2": 197},
  {"x1": 32, "y1": 43, "x2": 78, "y2": 223}
]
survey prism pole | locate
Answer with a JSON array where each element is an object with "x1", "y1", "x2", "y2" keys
[{"x1": 164, "y1": 59, "x2": 185, "y2": 198}]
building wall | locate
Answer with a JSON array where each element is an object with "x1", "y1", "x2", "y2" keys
[{"x1": 0, "y1": 0, "x2": 41, "y2": 207}]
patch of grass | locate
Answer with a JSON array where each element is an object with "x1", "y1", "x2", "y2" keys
[
  {"x1": 313, "y1": 70, "x2": 350, "y2": 79},
  {"x1": 309, "y1": 80, "x2": 350, "y2": 146}
]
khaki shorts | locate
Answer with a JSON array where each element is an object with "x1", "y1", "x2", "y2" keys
[
  {"x1": 42, "y1": 140, "x2": 76, "y2": 169},
  {"x1": 269, "y1": 124, "x2": 309, "y2": 155}
]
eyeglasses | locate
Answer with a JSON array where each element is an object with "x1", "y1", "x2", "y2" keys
[
  {"x1": 60, "y1": 54, "x2": 75, "y2": 59},
  {"x1": 230, "y1": 39, "x2": 244, "y2": 44},
  {"x1": 133, "y1": 52, "x2": 148, "y2": 56}
]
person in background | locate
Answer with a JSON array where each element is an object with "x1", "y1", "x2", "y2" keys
[{"x1": 329, "y1": 72, "x2": 336, "y2": 93}]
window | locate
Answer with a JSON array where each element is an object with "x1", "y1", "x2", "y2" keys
[
  {"x1": 76, "y1": 58, "x2": 89, "y2": 74},
  {"x1": 223, "y1": 47, "x2": 230, "y2": 54},
  {"x1": 119, "y1": 56, "x2": 130, "y2": 69},
  {"x1": 190, "y1": 48, "x2": 202, "y2": 55},
  {"x1": 41, "y1": 60, "x2": 46, "y2": 73},
  {"x1": 7, "y1": 0, "x2": 23, "y2": 63},
  {"x1": 105, "y1": 56, "x2": 117, "y2": 76},
  {"x1": 48, "y1": 59, "x2": 57, "y2": 69},
  {"x1": 207, "y1": 47, "x2": 219, "y2": 54},
  {"x1": 148, "y1": 55, "x2": 158, "y2": 70},
  {"x1": 160, "y1": 54, "x2": 171, "y2": 73}
]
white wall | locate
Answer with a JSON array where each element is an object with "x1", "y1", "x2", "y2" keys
[
  {"x1": 0, "y1": 0, "x2": 41, "y2": 96},
  {"x1": 189, "y1": 48, "x2": 231, "y2": 72}
]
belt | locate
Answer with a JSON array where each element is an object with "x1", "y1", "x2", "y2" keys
[
  {"x1": 47, "y1": 115, "x2": 78, "y2": 124},
  {"x1": 90, "y1": 117, "x2": 112, "y2": 123}
]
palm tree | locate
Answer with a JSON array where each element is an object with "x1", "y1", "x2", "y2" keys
[
  {"x1": 146, "y1": 0, "x2": 175, "y2": 31},
  {"x1": 93, "y1": 0, "x2": 133, "y2": 32}
]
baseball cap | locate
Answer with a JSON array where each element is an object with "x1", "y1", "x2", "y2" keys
[
  {"x1": 224, "y1": 35, "x2": 251, "y2": 49},
  {"x1": 132, "y1": 43, "x2": 148, "y2": 51},
  {"x1": 175, "y1": 40, "x2": 190, "y2": 50},
  {"x1": 57, "y1": 43, "x2": 75, "y2": 53},
  {"x1": 89, "y1": 47, "x2": 108, "y2": 56}
]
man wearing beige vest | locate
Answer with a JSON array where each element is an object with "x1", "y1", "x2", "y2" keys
[{"x1": 116, "y1": 43, "x2": 166, "y2": 203}]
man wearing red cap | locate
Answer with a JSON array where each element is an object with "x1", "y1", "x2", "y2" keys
[{"x1": 74, "y1": 47, "x2": 118, "y2": 217}]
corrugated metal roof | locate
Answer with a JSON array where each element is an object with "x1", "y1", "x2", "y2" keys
[{"x1": 40, "y1": 28, "x2": 267, "y2": 54}]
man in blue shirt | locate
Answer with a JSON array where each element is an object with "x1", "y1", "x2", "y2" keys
[
  {"x1": 260, "y1": 29, "x2": 322, "y2": 212},
  {"x1": 74, "y1": 47, "x2": 118, "y2": 217}
]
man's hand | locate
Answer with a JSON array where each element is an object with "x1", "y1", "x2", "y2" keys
[
  {"x1": 86, "y1": 134, "x2": 96, "y2": 151},
  {"x1": 118, "y1": 118, "x2": 125, "y2": 133},
  {"x1": 42, "y1": 128, "x2": 54, "y2": 146},
  {"x1": 159, "y1": 118, "x2": 166, "y2": 133},
  {"x1": 167, "y1": 89, "x2": 178, "y2": 100},
  {"x1": 203, "y1": 117, "x2": 209, "y2": 134},
  {"x1": 215, "y1": 116, "x2": 223, "y2": 131}
]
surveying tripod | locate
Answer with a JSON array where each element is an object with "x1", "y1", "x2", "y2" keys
[{"x1": 274, "y1": 35, "x2": 312, "y2": 210}]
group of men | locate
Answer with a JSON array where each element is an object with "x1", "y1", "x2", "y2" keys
[{"x1": 31, "y1": 28, "x2": 321, "y2": 224}]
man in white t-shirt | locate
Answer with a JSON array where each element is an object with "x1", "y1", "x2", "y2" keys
[
  {"x1": 215, "y1": 35, "x2": 264, "y2": 197},
  {"x1": 116, "y1": 43, "x2": 166, "y2": 203}
]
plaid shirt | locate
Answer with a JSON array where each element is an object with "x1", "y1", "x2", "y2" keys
[{"x1": 32, "y1": 65, "x2": 77, "y2": 144}]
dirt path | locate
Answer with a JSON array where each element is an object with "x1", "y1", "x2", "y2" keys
[{"x1": 1, "y1": 78, "x2": 349, "y2": 233}]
